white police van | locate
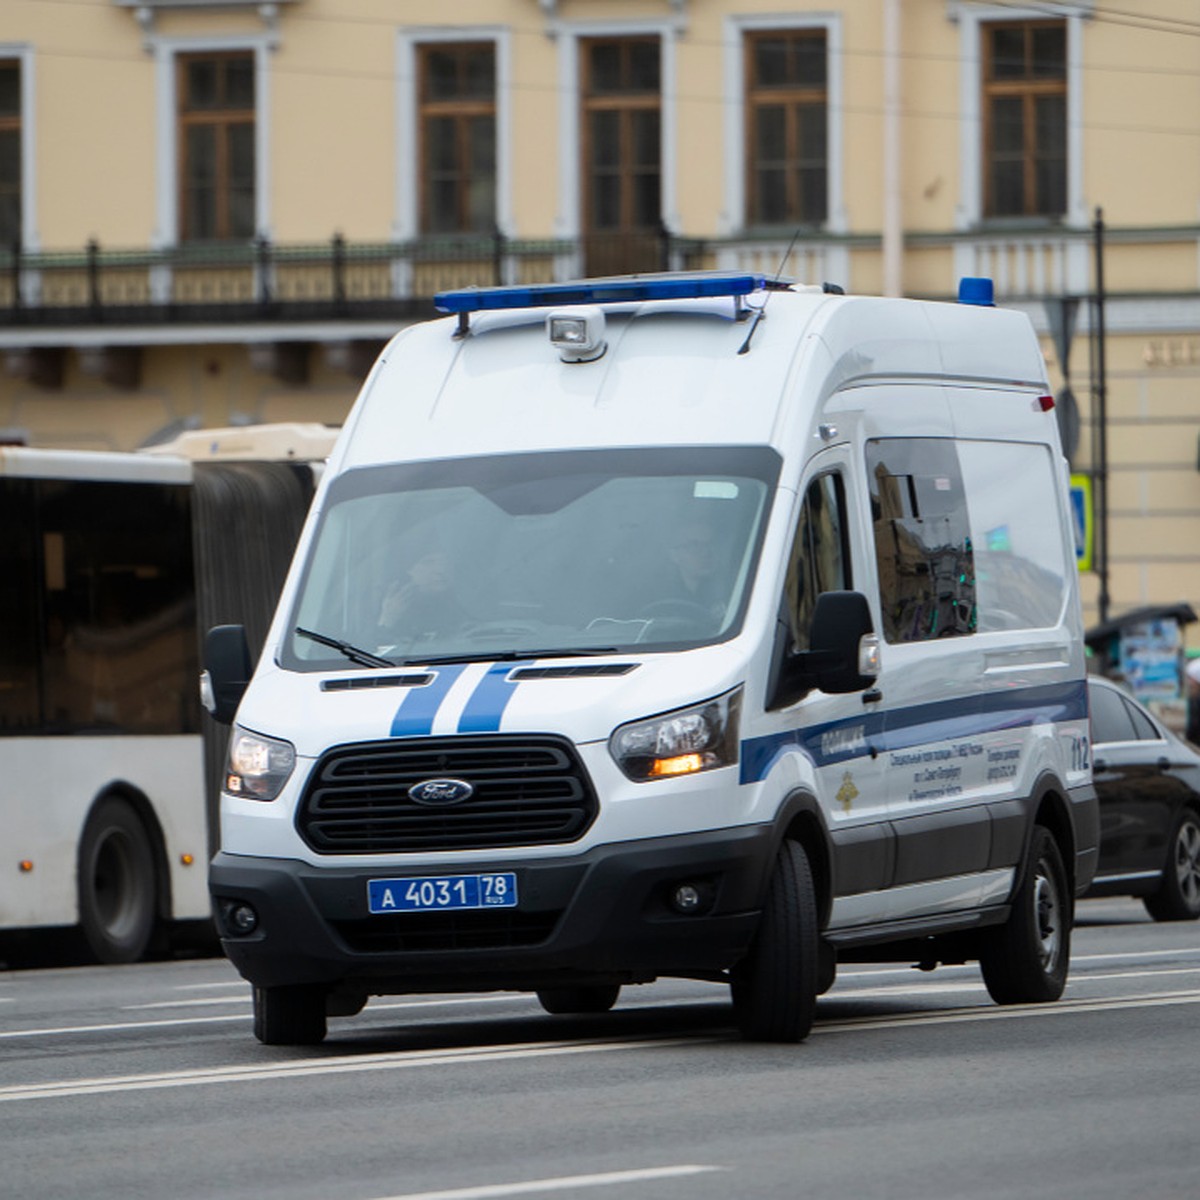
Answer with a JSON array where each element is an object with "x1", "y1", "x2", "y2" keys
[{"x1": 204, "y1": 271, "x2": 1098, "y2": 1045}]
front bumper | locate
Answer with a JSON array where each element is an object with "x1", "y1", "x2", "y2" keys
[{"x1": 209, "y1": 825, "x2": 775, "y2": 993}]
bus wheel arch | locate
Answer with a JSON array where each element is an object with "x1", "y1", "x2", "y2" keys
[{"x1": 76, "y1": 788, "x2": 166, "y2": 963}]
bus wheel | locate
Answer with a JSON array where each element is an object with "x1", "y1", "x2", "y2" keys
[
  {"x1": 536, "y1": 984, "x2": 621, "y2": 1015},
  {"x1": 730, "y1": 838, "x2": 819, "y2": 1042},
  {"x1": 253, "y1": 985, "x2": 328, "y2": 1045},
  {"x1": 78, "y1": 797, "x2": 157, "y2": 964}
]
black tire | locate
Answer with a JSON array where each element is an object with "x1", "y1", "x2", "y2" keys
[
  {"x1": 730, "y1": 839, "x2": 819, "y2": 1042},
  {"x1": 253, "y1": 984, "x2": 328, "y2": 1046},
  {"x1": 1143, "y1": 808, "x2": 1200, "y2": 922},
  {"x1": 536, "y1": 984, "x2": 621, "y2": 1015},
  {"x1": 980, "y1": 824, "x2": 1070, "y2": 1005},
  {"x1": 77, "y1": 797, "x2": 157, "y2": 964}
]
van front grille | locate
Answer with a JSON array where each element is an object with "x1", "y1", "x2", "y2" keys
[{"x1": 296, "y1": 734, "x2": 597, "y2": 854}]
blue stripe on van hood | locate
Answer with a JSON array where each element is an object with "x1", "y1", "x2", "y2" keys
[
  {"x1": 458, "y1": 661, "x2": 533, "y2": 733},
  {"x1": 389, "y1": 665, "x2": 467, "y2": 737}
]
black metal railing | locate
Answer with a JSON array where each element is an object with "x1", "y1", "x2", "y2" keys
[{"x1": 0, "y1": 225, "x2": 714, "y2": 328}]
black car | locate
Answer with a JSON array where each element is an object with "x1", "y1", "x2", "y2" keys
[{"x1": 1085, "y1": 674, "x2": 1200, "y2": 920}]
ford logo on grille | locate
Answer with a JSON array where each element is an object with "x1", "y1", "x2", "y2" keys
[{"x1": 408, "y1": 778, "x2": 475, "y2": 806}]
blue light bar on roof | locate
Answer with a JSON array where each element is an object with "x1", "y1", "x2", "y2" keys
[{"x1": 434, "y1": 272, "x2": 767, "y2": 315}]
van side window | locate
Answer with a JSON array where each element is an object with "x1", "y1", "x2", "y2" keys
[
  {"x1": 785, "y1": 471, "x2": 850, "y2": 650},
  {"x1": 867, "y1": 438, "x2": 975, "y2": 643},
  {"x1": 957, "y1": 439, "x2": 1067, "y2": 632}
]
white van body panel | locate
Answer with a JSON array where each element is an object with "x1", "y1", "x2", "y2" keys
[{"x1": 209, "y1": 277, "x2": 1097, "y2": 1029}]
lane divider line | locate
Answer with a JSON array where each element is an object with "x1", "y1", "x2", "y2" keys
[{"x1": 370, "y1": 1165, "x2": 723, "y2": 1200}]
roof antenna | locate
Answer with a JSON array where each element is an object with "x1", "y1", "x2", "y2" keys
[{"x1": 738, "y1": 226, "x2": 801, "y2": 356}]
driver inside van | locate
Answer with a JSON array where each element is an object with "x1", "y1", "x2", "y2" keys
[
  {"x1": 377, "y1": 549, "x2": 470, "y2": 642},
  {"x1": 659, "y1": 516, "x2": 729, "y2": 622}
]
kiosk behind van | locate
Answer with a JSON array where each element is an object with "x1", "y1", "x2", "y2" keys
[{"x1": 205, "y1": 272, "x2": 1097, "y2": 1045}]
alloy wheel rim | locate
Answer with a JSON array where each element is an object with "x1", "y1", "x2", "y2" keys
[
  {"x1": 1176, "y1": 819, "x2": 1200, "y2": 909},
  {"x1": 1034, "y1": 865, "x2": 1061, "y2": 969}
]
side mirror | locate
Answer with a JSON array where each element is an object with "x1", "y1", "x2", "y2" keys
[
  {"x1": 808, "y1": 590, "x2": 879, "y2": 694},
  {"x1": 201, "y1": 624, "x2": 252, "y2": 726},
  {"x1": 768, "y1": 590, "x2": 879, "y2": 709}
]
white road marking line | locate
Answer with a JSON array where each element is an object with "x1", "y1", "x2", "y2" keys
[
  {"x1": 0, "y1": 1014, "x2": 247, "y2": 1039},
  {"x1": 4, "y1": 989, "x2": 1200, "y2": 1105},
  {"x1": 829, "y1": 965, "x2": 1200, "y2": 1001},
  {"x1": 815, "y1": 988, "x2": 1200, "y2": 1032},
  {"x1": 370, "y1": 1165, "x2": 723, "y2": 1200},
  {"x1": 0, "y1": 1035, "x2": 712, "y2": 1103},
  {"x1": 127, "y1": 994, "x2": 525, "y2": 1013},
  {"x1": 1071, "y1": 967, "x2": 1200, "y2": 983}
]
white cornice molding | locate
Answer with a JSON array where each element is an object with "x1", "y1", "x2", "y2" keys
[{"x1": 115, "y1": 1, "x2": 295, "y2": 42}]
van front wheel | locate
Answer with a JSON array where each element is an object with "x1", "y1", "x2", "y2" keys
[
  {"x1": 253, "y1": 985, "x2": 328, "y2": 1045},
  {"x1": 980, "y1": 824, "x2": 1070, "y2": 1005},
  {"x1": 730, "y1": 838, "x2": 818, "y2": 1042}
]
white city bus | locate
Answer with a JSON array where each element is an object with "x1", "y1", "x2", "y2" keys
[{"x1": 0, "y1": 425, "x2": 336, "y2": 963}]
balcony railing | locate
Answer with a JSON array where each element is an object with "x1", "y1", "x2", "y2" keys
[{"x1": 0, "y1": 223, "x2": 1161, "y2": 329}]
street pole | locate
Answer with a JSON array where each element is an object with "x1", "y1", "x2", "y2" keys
[
  {"x1": 882, "y1": 0, "x2": 902, "y2": 297},
  {"x1": 1093, "y1": 207, "x2": 1110, "y2": 625}
]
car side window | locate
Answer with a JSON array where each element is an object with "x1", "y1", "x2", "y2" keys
[
  {"x1": 1089, "y1": 682, "x2": 1138, "y2": 744},
  {"x1": 784, "y1": 471, "x2": 850, "y2": 651},
  {"x1": 1121, "y1": 696, "x2": 1161, "y2": 742}
]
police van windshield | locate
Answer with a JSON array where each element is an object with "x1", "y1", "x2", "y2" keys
[{"x1": 284, "y1": 447, "x2": 780, "y2": 669}]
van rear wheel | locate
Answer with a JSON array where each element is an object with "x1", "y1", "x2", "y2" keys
[
  {"x1": 253, "y1": 984, "x2": 328, "y2": 1045},
  {"x1": 730, "y1": 838, "x2": 818, "y2": 1042},
  {"x1": 980, "y1": 824, "x2": 1070, "y2": 1005}
]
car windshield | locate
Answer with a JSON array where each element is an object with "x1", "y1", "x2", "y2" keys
[{"x1": 284, "y1": 447, "x2": 780, "y2": 669}]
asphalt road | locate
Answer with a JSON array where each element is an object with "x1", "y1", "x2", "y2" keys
[{"x1": 3, "y1": 898, "x2": 1198, "y2": 1200}]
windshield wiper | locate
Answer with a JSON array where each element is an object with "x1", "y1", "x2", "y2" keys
[
  {"x1": 295, "y1": 626, "x2": 395, "y2": 669},
  {"x1": 399, "y1": 647, "x2": 622, "y2": 666}
]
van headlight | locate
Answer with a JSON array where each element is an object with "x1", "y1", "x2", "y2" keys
[
  {"x1": 225, "y1": 727, "x2": 296, "y2": 801},
  {"x1": 610, "y1": 688, "x2": 742, "y2": 782}
]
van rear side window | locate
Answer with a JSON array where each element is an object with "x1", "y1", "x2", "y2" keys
[{"x1": 867, "y1": 436, "x2": 1069, "y2": 643}]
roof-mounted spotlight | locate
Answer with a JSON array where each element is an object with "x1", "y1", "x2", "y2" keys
[{"x1": 547, "y1": 307, "x2": 607, "y2": 363}]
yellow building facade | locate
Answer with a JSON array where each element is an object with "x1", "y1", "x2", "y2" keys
[{"x1": 1, "y1": 0, "x2": 1199, "y2": 634}]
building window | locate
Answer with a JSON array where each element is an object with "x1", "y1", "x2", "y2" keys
[
  {"x1": 581, "y1": 37, "x2": 661, "y2": 275},
  {"x1": 745, "y1": 29, "x2": 827, "y2": 228},
  {"x1": 177, "y1": 52, "x2": 256, "y2": 242},
  {"x1": 982, "y1": 20, "x2": 1066, "y2": 218},
  {"x1": 418, "y1": 43, "x2": 496, "y2": 235},
  {"x1": 0, "y1": 59, "x2": 20, "y2": 248}
]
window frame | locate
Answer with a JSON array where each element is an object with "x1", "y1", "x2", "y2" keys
[
  {"x1": 721, "y1": 13, "x2": 843, "y2": 237},
  {"x1": 546, "y1": 15, "x2": 679, "y2": 252},
  {"x1": 981, "y1": 19, "x2": 1068, "y2": 219},
  {"x1": 742, "y1": 27, "x2": 829, "y2": 230},
  {"x1": 950, "y1": 2, "x2": 1089, "y2": 230},
  {"x1": 0, "y1": 45, "x2": 35, "y2": 255},
  {"x1": 395, "y1": 27, "x2": 510, "y2": 245},
  {"x1": 416, "y1": 41, "x2": 498, "y2": 236},
  {"x1": 148, "y1": 33, "x2": 271, "y2": 250},
  {"x1": 580, "y1": 35, "x2": 662, "y2": 237},
  {"x1": 176, "y1": 50, "x2": 257, "y2": 243}
]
